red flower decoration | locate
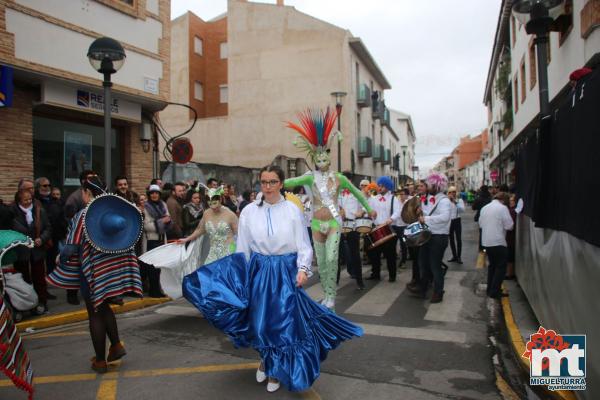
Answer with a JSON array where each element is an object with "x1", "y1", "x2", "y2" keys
[
  {"x1": 522, "y1": 326, "x2": 570, "y2": 371},
  {"x1": 341, "y1": 189, "x2": 350, "y2": 196}
]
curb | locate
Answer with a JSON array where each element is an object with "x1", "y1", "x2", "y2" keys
[
  {"x1": 15, "y1": 297, "x2": 171, "y2": 332},
  {"x1": 501, "y1": 293, "x2": 577, "y2": 400}
]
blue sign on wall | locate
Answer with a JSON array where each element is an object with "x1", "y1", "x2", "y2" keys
[{"x1": 0, "y1": 65, "x2": 14, "y2": 108}]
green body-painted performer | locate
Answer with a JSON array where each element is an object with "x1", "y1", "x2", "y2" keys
[{"x1": 284, "y1": 108, "x2": 376, "y2": 310}]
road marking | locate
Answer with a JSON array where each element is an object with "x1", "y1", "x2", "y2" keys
[
  {"x1": 96, "y1": 379, "x2": 117, "y2": 400},
  {"x1": 361, "y1": 323, "x2": 467, "y2": 344},
  {"x1": 2, "y1": 373, "x2": 97, "y2": 386},
  {"x1": 424, "y1": 271, "x2": 467, "y2": 323},
  {"x1": 123, "y1": 362, "x2": 259, "y2": 378},
  {"x1": 344, "y1": 271, "x2": 411, "y2": 316},
  {"x1": 23, "y1": 330, "x2": 88, "y2": 340},
  {"x1": 155, "y1": 305, "x2": 202, "y2": 318},
  {"x1": 305, "y1": 271, "x2": 354, "y2": 301}
]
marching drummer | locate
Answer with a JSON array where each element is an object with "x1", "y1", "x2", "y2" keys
[
  {"x1": 367, "y1": 176, "x2": 401, "y2": 282},
  {"x1": 339, "y1": 172, "x2": 366, "y2": 290}
]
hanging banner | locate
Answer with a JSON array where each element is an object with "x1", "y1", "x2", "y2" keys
[{"x1": 0, "y1": 65, "x2": 14, "y2": 108}]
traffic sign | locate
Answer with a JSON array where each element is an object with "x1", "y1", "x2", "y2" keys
[{"x1": 171, "y1": 138, "x2": 193, "y2": 164}]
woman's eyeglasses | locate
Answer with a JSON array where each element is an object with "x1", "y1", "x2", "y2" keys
[{"x1": 260, "y1": 180, "x2": 280, "y2": 187}]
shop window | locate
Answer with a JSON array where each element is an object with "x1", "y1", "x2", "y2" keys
[{"x1": 32, "y1": 116, "x2": 122, "y2": 193}]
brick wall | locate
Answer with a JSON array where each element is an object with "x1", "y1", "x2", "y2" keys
[
  {"x1": 0, "y1": 86, "x2": 35, "y2": 202},
  {"x1": 187, "y1": 13, "x2": 228, "y2": 119},
  {"x1": 123, "y1": 124, "x2": 153, "y2": 195}
]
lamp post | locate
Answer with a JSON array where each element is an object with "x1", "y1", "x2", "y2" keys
[
  {"x1": 87, "y1": 37, "x2": 126, "y2": 189},
  {"x1": 401, "y1": 145, "x2": 407, "y2": 186},
  {"x1": 512, "y1": 0, "x2": 564, "y2": 121},
  {"x1": 331, "y1": 91, "x2": 347, "y2": 171}
]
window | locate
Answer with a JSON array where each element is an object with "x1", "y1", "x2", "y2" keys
[
  {"x1": 119, "y1": 0, "x2": 134, "y2": 4},
  {"x1": 511, "y1": 15, "x2": 516, "y2": 47},
  {"x1": 557, "y1": 0, "x2": 573, "y2": 46},
  {"x1": 194, "y1": 81, "x2": 203, "y2": 101},
  {"x1": 219, "y1": 85, "x2": 228, "y2": 103},
  {"x1": 529, "y1": 39, "x2": 537, "y2": 89},
  {"x1": 355, "y1": 62, "x2": 360, "y2": 94},
  {"x1": 194, "y1": 36, "x2": 203, "y2": 56},
  {"x1": 220, "y1": 42, "x2": 228, "y2": 59},
  {"x1": 520, "y1": 57, "x2": 526, "y2": 104},
  {"x1": 357, "y1": 112, "x2": 361, "y2": 136},
  {"x1": 514, "y1": 75, "x2": 519, "y2": 113}
]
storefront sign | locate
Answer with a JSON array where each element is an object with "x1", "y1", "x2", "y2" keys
[
  {"x1": 42, "y1": 81, "x2": 141, "y2": 122},
  {"x1": 0, "y1": 65, "x2": 14, "y2": 108}
]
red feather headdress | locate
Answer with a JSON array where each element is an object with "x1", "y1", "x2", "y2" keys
[{"x1": 286, "y1": 108, "x2": 339, "y2": 156}]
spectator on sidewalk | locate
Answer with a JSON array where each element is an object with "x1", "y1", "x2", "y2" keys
[
  {"x1": 447, "y1": 186, "x2": 465, "y2": 264},
  {"x1": 114, "y1": 175, "x2": 139, "y2": 204},
  {"x1": 478, "y1": 192, "x2": 514, "y2": 299},
  {"x1": 182, "y1": 188, "x2": 204, "y2": 237},
  {"x1": 12, "y1": 189, "x2": 52, "y2": 314},
  {"x1": 166, "y1": 182, "x2": 186, "y2": 240}
]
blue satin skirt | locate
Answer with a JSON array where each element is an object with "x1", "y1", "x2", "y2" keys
[{"x1": 183, "y1": 252, "x2": 363, "y2": 392}]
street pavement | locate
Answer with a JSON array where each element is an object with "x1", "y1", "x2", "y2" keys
[{"x1": 0, "y1": 210, "x2": 504, "y2": 400}]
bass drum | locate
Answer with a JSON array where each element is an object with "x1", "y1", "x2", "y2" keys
[
  {"x1": 341, "y1": 219, "x2": 355, "y2": 233},
  {"x1": 355, "y1": 217, "x2": 373, "y2": 234}
]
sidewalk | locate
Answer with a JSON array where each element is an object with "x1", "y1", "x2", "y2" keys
[
  {"x1": 501, "y1": 279, "x2": 577, "y2": 400},
  {"x1": 14, "y1": 285, "x2": 170, "y2": 332}
]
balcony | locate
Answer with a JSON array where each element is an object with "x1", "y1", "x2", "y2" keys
[
  {"x1": 358, "y1": 136, "x2": 372, "y2": 158},
  {"x1": 357, "y1": 84, "x2": 371, "y2": 108},
  {"x1": 383, "y1": 149, "x2": 391, "y2": 165},
  {"x1": 393, "y1": 154, "x2": 400, "y2": 170},
  {"x1": 382, "y1": 107, "x2": 390, "y2": 126},
  {"x1": 372, "y1": 144, "x2": 384, "y2": 162},
  {"x1": 372, "y1": 100, "x2": 385, "y2": 120}
]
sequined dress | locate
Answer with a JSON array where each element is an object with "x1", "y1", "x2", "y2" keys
[{"x1": 204, "y1": 220, "x2": 234, "y2": 264}]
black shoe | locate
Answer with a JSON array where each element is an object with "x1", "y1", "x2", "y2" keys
[
  {"x1": 456, "y1": 258, "x2": 463, "y2": 264},
  {"x1": 430, "y1": 292, "x2": 444, "y2": 303},
  {"x1": 447, "y1": 258, "x2": 457, "y2": 263},
  {"x1": 357, "y1": 283, "x2": 365, "y2": 290},
  {"x1": 365, "y1": 275, "x2": 380, "y2": 281}
]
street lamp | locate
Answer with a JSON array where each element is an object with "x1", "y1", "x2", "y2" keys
[
  {"x1": 87, "y1": 36, "x2": 126, "y2": 189},
  {"x1": 401, "y1": 145, "x2": 407, "y2": 186},
  {"x1": 512, "y1": 0, "x2": 564, "y2": 120},
  {"x1": 331, "y1": 91, "x2": 347, "y2": 171}
]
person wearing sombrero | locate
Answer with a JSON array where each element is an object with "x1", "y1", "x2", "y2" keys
[{"x1": 47, "y1": 175, "x2": 143, "y2": 373}]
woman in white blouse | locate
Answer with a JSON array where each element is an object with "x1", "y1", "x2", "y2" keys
[{"x1": 183, "y1": 165, "x2": 362, "y2": 394}]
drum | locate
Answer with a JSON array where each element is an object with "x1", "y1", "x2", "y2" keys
[
  {"x1": 354, "y1": 217, "x2": 373, "y2": 234},
  {"x1": 366, "y1": 224, "x2": 396, "y2": 250},
  {"x1": 403, "y1": 222, "x2": 432, "y2": 247},
  {"x1": 342, "y1": 219, "x2": 355, "y2": 233}
]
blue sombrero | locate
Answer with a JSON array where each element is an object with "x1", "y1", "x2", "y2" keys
[{"x1": 83, "y1": 193, "x2": 143, "y2": 253}]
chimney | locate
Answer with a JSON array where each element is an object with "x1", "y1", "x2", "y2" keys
[{"x1": 277, "y1": 0, "x2": 284, "y2": 5}]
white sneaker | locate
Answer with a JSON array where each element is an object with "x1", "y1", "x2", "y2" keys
[
  {"x1": 323, "y1": 297, "x2": 335, "y2": 310},
  {"x1": 266, "y1": 379, "x2": 280, "y2": 393},
  {"x1": 256, "y1": 367, "x2": 267, "y2": 383}
]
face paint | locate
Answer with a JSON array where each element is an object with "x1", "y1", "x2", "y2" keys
[{"x1": 314, "y1": 150, "x2": 331, "y2": 171}]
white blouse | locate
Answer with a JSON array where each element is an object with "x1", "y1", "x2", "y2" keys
[{"x1": 236, "y1": 195, "x2": 313, "y2": 273}]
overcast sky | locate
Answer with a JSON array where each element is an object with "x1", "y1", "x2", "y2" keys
[{"x1": 171, "y1": 0, "x2": 501, "y2": 171}]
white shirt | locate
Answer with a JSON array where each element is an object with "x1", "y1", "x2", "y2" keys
[
  {"x1": 339, "y1": 191, "x2": 362, "y2": 220},
  {"x1": 236, "y1": 196, "x2": 313, "y2": 273},
  {"x1": 478, "y1": 199, "x2": 514, "y2": 247},
  {"x1": 515, "y1": 198, "x2": 524, "y2": 214},
  {"x1": 395, "y1": 197, "x2": 408, "y2": 227},
  {"x1": 368, "y1": 192, "x2": 401, "y2": 226},
  {"x1": 450, "y1": 198, "x2": 465, "y2": 219},
  {"x1": 423, "y1": 193, "x2": 452, "y2": 235}
]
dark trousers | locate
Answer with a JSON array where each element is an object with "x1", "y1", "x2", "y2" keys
[
  {"x1": 485, "y1": 246, "x2": 508, "y2": 298},
  {"x1": 368, "y1": 236, "x2": 397, "y2": 280},
  {"x1": 145, "y1": 240, "x2": 164, "y2": 297},
  {"x1": 392, "y1": 226, "x2": 408, "y2": 264},
  {"x1": 449, "y1": 218, "x2": 462, "y2": 259},
  {"x1": 409, "y1": 246, "x2": 421, "y2": 283},
  {"x1": 419, "y1": 234, "x2": 449, "y2": 295},
  {"x1": 340, "y1": 230, "x2": 363, "y2": 286},
  {"x1": 15, "y1": 258, "x2": 47, "y2": 304}
]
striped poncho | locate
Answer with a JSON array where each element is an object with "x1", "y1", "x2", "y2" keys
[{"x1": 47, "y1": 209, "x2": 143, "y2": 309}]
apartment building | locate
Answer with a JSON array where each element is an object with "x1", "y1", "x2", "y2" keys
[
  {"x1": 0, "y1": 0, "x2": 170, "y2": 199},
  {"x1": 160, "y1": 0, "x2": 403, "y2": 190}
]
